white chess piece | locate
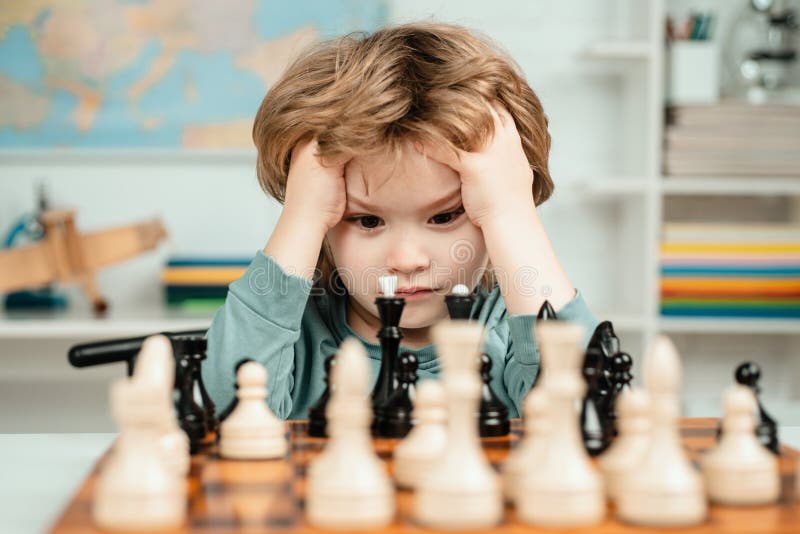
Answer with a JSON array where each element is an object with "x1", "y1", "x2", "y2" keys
[
  {"x1": 701, "y1": 384, "x2": 780, "y2": 505},
  {"x1": 598, "y1": 387, "x2": 651, "y2": 502},
  {"x1": 307, "y1": 337, "x2": 395, "y2": 529},
  {"x1": 501, "y1": 386, "x2": 549, "y2": 505},
  {"x1": 132, "y1": 335, "x2": 190, "y2": 475},
  {"x1": 219, "y1": 361, "x2": 287, "y2": 460},
  {"x1": 394, "y1": 379, "x2": 448, "y2": 489},
  {"x1": 414, "y1": 320, "x2": 502, "y2": 530},
  {"x1": 451, "y1": 283, "x2": 470, "y2": 296},
  {"x1": 616, "y1": 335, "x2": 706, "y2": 526},
  {"x1": 379, "y1": 274, "x2": 397, "y2": 296},
  {"x1": 516, "y1": 322, "x2": 605, "y2": 527},
  {"x1": 93, "y1": 378, "x2": 186, "y2": 530}
]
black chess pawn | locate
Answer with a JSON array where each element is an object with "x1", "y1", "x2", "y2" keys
[
  {"x1": 531, "y1": 300, "x2": 558, "y2": 389},
  {"x1": 374, "y1": 352, "x2": 418, "y2": 438},
  {"x1": 735, "y1": 361, "x2": 779, "y2": 454},
  {"x1": 581, "y1": 348, "x2": 613, "y2": 456},
  {"x1": 478, "y1": 353, "x2": 510, "y2": 437},
  {"x1": 371, "y1": 284, "x2": 406, "y2": 436},
  {"x1": 218, "y1": 358, "x2": 254, "y2": 423},
  {"x1": 445, "y1": 284, "x2": 473, "y2": 320},
  {"x1": 606, "y1": 351, "x2": 633, "y2": 435},
  {"x1": 176, "y1": 352, "x2": 207, "y2": 454},
  {"x1": 308, "y1": 353, "x2": 336, "y2": 438}
]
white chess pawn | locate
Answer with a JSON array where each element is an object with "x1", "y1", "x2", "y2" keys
[
  {"x1": 599, "y1": 387, "x2": 651, "y2": 502},
  {"x1": 616, "y1": 335, "x2": 706, "y2": 526},
  {"x1": 414, "y1": 320, "x2": 502, "y2": 530},
  {"x1": 219, "y1": 361, "x2": 287, "y2": 460},
  {"x1": 501, "y1": 386, "x2": 549, "y2": 505},
  {"x1": 132, "y1": 335, "x2": 190, "y2": 475},
  {"x1": 516, "y1": 322, "x2": 605, "y2": 527},
  {"x1": 93, "y1": 378, "x2": 186, "y2": 530},
  {"x1": 394, "y1": 379, "x2": 448, "y2": 489},
  {"x1": 701, "y1": 384, "x2": 780, "y2": 505},
  {"x1": 307, "y1": 337, "x2": 395, "y2": 530}
]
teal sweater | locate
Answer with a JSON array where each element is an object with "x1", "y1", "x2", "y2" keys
[{"x1": 203, "y1": 250, "x2": 599, "y2": 419}]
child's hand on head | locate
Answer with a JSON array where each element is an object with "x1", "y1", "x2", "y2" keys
[
  {"x1": 284, "y1": 138, "x2": 349, "y2": 233},
  {"x1": 418, "y1": 101, "x2": 535, "y2": 229}
]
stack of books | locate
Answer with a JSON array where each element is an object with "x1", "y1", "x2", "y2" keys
[
  {"x1": 664, "y1": 101, "x2": 800, "y2": 176},
  {"x1": 660, "y1": 223, "x2": 800, "y2": 318},
  {"x1": 161, "y1": 257, "x2": 250, "y2": 311}
]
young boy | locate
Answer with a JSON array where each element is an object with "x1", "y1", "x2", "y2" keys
[{"x1": 203, "y1": 22, "x2": 598, "y2": 419}]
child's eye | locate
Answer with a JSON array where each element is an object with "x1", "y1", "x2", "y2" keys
[
  {"x1": 348, "y1": 215, "x2": 383, "y2": 231},
  {"x1": 429, "y1": 205, "x2": 465, "y2": 225}
]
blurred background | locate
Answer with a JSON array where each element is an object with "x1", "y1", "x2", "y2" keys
[{"x1": 1, "y1": 0, "x2": 798, "y2": 431}]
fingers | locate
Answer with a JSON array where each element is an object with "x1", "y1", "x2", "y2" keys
[
  {"x1": 487, "y1": 99, "x2": 514, "y2": 131},
  {"x1": 415, "y1": 139, "x2": 464, "y2": 172}
]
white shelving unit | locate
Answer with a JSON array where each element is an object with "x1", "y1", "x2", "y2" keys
[
  {"x1": 0, "y1": 306, "x2": 212, "y2": 340},
  {"x1": 581, "y1": 0, "x2": 800, "y2": 423},
  {"x1": 660, "y1": 317, "x2": 800, "y2": 335},
  {"x1": 662, "y1": 175, "x2": 800, "y2": 196}
]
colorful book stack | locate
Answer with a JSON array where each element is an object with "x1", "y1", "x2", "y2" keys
[
  {"x1": 660, "y1": 223, "x2": 800, "y2": 319},
  {"x1": 162, "y1": 257, "x2": 250, "y2": 311}
]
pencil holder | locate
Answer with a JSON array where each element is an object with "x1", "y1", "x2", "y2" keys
[{"x1": 668, "y1": 41, "x2": 720, "y2": 105}]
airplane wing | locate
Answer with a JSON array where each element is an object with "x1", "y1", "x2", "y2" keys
[
  {"x1": 0, "y1": 242, "x2": 57, "y2": 292},
  {"x1": 83, "y1": 219, "x2": 168, "y2": 270}
]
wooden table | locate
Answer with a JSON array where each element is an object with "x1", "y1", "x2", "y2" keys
[{"x1": 50, "y1": 418, "x2": 800, "y2": 533}]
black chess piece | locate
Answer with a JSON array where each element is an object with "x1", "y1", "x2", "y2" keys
[
  {"x1": 585, "y1": 321, "x2": 619, "y2": 419},
  {"x1": 445, "y1": 287, "x2": 473, "y2": 320},
  {"x1": 530, "y1": 300, "x2": 558, "y2": 389},
  {"x1": 587, "y1": 321, "x2": 620, "y2": 359},
  {"x1": 182, "y1": 337, "x2": 218, "y2": 435},
  {"x1": 374, "y1": 352, "x2": 418, "y2": 438},
  {"x1": 217, "y1": 358, "x2": 254, "y2": 423},
  {"x1": 308, "y1": 353, "x2": 336, "y2": 438},
  {"x1": 606, "y1": 351, "x2": 633, "y2": 435},
  {"x1": 175, "y1": 351, "x2": 207, "y2": 454},
  {"x1": 735, "y1": 361, "x2": 780, "y2": 455},
  {"x1": 478, "y1": 353, "x2": 510, "y2": 437},
  {"x1": 371, "y1": 292, "x2": 405, "y2": 435},
  {"x1": 581, "y1": 348, "x2": 613, "y2": 456},
  {"x1": 537, "y1": 300, "x2": 557, "y2": 321}
]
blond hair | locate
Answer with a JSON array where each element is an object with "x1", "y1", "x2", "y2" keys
[{"x1": 253, "y1": 22, "x2": 554, "y2": 292}]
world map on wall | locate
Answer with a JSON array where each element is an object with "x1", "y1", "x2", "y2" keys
[{"x1": 0, "y1": 0, "x2": 387, "y2": 149}]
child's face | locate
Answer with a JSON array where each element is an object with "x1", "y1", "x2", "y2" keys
[{"x1": 326, "y1": 140, "x2": 489, "y2": 330}]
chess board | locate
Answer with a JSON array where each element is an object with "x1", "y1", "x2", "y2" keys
[{"x1": 50, "y1": 418, "x2": 800, "y2": 533}]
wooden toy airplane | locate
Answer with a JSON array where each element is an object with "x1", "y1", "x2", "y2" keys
[{"x1": 0, "y1": 209, "x2": 167, "y2": 314}]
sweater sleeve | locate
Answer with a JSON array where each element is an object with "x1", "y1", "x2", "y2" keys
[
  {"x1": 202, "y1": 250, "x2": 314, "y2": 420},
  {"x1": 502, "y1": 289, "x2": 599, "y2": 415}
]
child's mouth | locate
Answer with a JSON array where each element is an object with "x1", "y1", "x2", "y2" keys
[{"x1": 396, "y1": 288, "x2": 434, "y2": 300}]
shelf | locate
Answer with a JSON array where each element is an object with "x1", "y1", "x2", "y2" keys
[
  {"x1": 0, "y1": 305, "x2": 214, "y2": 339},
  {"x1": 661, "y1": 176, "x2": 800, "y2": 196},
  {"x1": 582, "y1": 40, "x2": 653, "y2": 61},
  {"x1": 560, "y1": 177, "x2": 652, "y2": 197},
  {"x1": 659, "y1": 317, "x2": 800, "y2": 335}
]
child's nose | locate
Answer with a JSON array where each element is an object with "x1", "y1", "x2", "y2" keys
[{"x1": 385, "y1": 237, "x2": 431, "y2": 275}]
